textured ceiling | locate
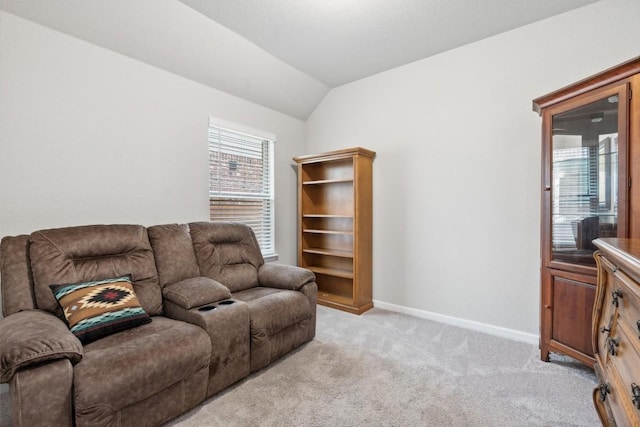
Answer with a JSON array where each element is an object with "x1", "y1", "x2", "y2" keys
[
  {"x1": 179, "y1": 0, "x2": 600, "y2": 87},
  {"x1": 0, "y1": 0, "x2": 601, "y2": 119}
]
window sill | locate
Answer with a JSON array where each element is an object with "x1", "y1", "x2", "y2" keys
[{"x1": 263, "y1": 254, "x2": 279, "y2": 262}]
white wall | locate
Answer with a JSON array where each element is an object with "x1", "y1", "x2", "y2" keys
[
  {"x1": 0, "y1": 0, "x2": 329, "y2": 120},
  {"x1": 1, "y1": 0, "x2": 639, "y2": 342},
  {"x1": 0, "y1": 11, "x2": 304, "y2": 266},
  {"x1": 305, "y1": 0, "x2": 640, "y2": 335}
]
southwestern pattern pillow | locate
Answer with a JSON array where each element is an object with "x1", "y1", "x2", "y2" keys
[{"x1": 50, "y1": 275, "x2": 151, "y2": 344}]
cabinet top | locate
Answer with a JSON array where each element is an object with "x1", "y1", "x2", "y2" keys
[
  {"x1": 532, "y1": 56, "x2": 640, "y2": 115},
  {"x1": 293, "y1": 147, "x2": 376, "y2": 163},
  {"x1": 594, "y1": 238, "x2": 640, "y2": 277}
]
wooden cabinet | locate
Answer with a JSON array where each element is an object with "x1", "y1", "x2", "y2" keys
[
  {"x1": 592, "y1": 238, "x2": 640, "y2": 426},
  {"x1": 293, "y1": 147, "x2": 375, "y2": 314},
  {"x1": 533, "y1": 57, "x2": 640, "y2": 365}
]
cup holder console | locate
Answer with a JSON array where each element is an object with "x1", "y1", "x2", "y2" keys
[{"x1": 197, "y1": 300, "x2": 235, "y2": 313}]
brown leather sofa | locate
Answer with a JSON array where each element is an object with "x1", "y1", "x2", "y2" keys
[{"x1": 0, "y1": 222, "x2": 317, "y2": 426}]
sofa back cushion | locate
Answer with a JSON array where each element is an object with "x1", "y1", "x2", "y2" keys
[
  {"x1": 0, "y1": 235, "x2": 37, "y2": 316},
  {"x1": 189, "y1": 222, "x2": 264, "y2": 292},
  {"x1": 28, "y1": 224, "x2": 163, "y2": 317},
  {"x1": 147, "y1": 224, "x2": 200, "y2": 288}
]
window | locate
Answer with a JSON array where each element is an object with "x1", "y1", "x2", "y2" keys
[{"x1": 208, "y1": 118, "x2": 275, "y2": 258}]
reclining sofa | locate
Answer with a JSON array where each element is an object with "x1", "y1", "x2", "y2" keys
[{"x1": 0, "y1": 222, "x2": 317, "y2": 426}]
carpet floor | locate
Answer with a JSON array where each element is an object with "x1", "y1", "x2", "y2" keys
[
  {"x1": 168, "y1": 306, "x2": 598, "y2": 426},
  {"x1": 1, "y1": 306, "x2": 600, "y2": 426}
]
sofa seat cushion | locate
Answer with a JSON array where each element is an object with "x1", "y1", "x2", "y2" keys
[
  {"x1": 73, "y1": 316, "x2": 210, "y2": 415},
  {"x1": 232, "y1": 287, "x2": 311, "y2": 337}
]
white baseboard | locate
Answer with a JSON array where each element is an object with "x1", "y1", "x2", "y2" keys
[{"x1": 372, "y1": 300, "x2": 539, "y2": 345}]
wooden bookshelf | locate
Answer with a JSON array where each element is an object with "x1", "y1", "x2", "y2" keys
[{"x1": 293, "y1": 147, "x2": 375, "y2": 314}]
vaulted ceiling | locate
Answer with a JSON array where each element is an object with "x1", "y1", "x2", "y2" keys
[{"x1": 0, "y1": 0, "x2": 600, "y2": 119}]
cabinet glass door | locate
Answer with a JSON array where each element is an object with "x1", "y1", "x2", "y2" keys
[{"x1": 551, "y1": 94, "x2": 621, "y2": 266}]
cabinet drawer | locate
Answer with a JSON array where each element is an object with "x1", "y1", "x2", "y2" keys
[
  {"x1": 596, "y1": 313, "x2": 614, "y2": 365},
  {"x1": 608, "y1": 319, "x2": 640, "y2": 387},
  {"x1": 613, "y1": 269, "x2": 640, "y2": 339},
  {"x1": 603, "y1": 358, "x2": 640, "y2": 426}
]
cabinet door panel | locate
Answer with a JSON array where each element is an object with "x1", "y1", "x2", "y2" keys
[
  {"x1": 548, "y1": 84, "x2": 629, "y2": 268},
  {"x1": 551, "y1": 275, "x2": 596, "y2": 357}
]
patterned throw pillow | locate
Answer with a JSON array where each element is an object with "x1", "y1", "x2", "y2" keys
[{"x1": 50, "y1": 275, "x2": 151, "y2": 344}]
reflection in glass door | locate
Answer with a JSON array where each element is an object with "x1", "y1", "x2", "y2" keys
[{"x1": 551, "y1": 95, "x2": 619, "y2": 266}]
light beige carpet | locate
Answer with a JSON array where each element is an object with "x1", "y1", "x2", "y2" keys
[
  {"x1": 1, "y1": 306, "x2": 599, "y2": 426},
  {"x1": 167, "y1": 306, "x2": 598, "y2": 426}
]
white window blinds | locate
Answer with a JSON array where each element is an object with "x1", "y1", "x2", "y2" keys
[{"x1": 208, "y1": 120, "x2": 275, "y2": 257}]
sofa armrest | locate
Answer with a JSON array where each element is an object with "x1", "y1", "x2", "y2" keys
[
  {"x1": 1, "y1": 310, "x2": 83, "y2": 383},
  {"x1": 258, "y1": 263, "x2": 316, "y2": 291},
  {"x1": 163, "y1": 277, "x2": 232, "y2": 310}
]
